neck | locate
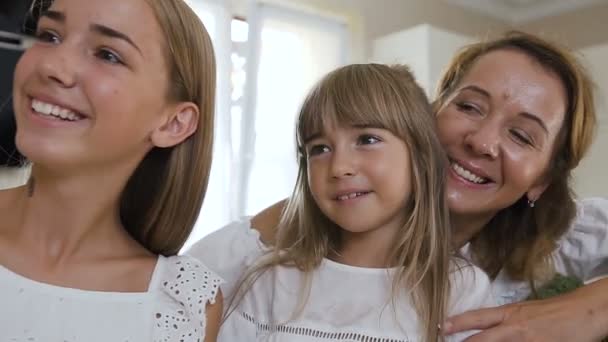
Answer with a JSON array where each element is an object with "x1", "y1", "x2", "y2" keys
[
  {"x1": 450, "y1": 211, "x2": 494, "y2": 249},
  {"x1": 5, "y1": 162, "x2": 139, "y2": 265},
  {"x1": 332, "y1": 224, "x2": 400, "y2": 269}
]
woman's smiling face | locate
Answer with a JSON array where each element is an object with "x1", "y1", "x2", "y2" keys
[{"x1": 436, "y1": 49, "x2": 567, "y2": 223}]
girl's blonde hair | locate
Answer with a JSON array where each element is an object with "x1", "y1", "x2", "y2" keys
[
  {"x1": 119, "y1": 0, "x2": 216, "y2": 255},
  {"x1": 233, "y1": 64, "x2": 451, "y2": 341},
  {"x1": 435, "y1": 31, "x2": 597, "y2": 285}
]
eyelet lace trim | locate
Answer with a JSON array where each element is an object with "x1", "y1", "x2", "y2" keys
[
  {"x1": 154, "y1": 256, "x2": 223, "y2": 342},
  {"x1": 241, "y1": 311, "x2": 411, "y2": 342}
]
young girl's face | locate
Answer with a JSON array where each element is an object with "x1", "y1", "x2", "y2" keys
[
  {"x1": 305, "y1": 121, "x2": 412, "y2": 239},
  {"x1": 12, "y1": 0, "x2": 175, "y2": 170}
]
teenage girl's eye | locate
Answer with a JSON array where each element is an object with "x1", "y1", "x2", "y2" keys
[
  {"x1": 35, "y1": 30, "x2": 61, "y2": 44},
  {"x1": 95, "y1": 48, "x2": 124, "y2": 65},
  {"x1": 455, "y1": 101, "x2": 482, "y2": 115},
  {"x1": 307, "y1": 144, "x2": 330, "y2": 157},
  {"x1": 509, "y1": 129, "x2": 534, "y2": 146},
  {"x1": 358, "y1": 134, "x2": 381, "y2": 145}
]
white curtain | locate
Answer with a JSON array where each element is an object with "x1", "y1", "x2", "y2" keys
[
  {"x1": 238, "y1": 2, "x2": 349, "y2": 216},
  {"x1": 183, "y1": 0, "x2": 233, "y2": 250}
]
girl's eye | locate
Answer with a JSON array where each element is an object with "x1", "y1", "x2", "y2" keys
[
  {"x1": 308, "y1": 144, "x2": 330, "y2": 157},
  {"x1": 35, "y1": 30, "x2": 60, "y2": 44},
  {"x1": 358, "y1": 134, "x2": 380, "y2": 145},
  {"x1": 95, "y1": 48, "x2": 124, "y2": 65}
]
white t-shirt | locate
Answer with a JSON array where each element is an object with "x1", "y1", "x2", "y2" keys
[
  {"x1": 187, "y1": 219, "x2": 496, "y2": 341},
  {"x1": 0, "y1": 254, "x2": 223, "y2": 342},
  {"x1": 486, "y1": 197, "x2": 608, "y2": 305}
]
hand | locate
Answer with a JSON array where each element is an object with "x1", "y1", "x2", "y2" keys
[{"x1": 442, "y1": 280, "x2": 608, "y2": 342}]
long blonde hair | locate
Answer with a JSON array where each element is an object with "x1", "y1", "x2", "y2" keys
[
  {"x1": 435, "y1": 31, "x2": 597, "y2": 284},
  {"x1": 119, "y1": 0, "x2": 216, "y2": 256},
  {"x1": 233, "y1": 64, "x2": 451, "y2": 341},
  {"x1": 25, "y1": 0, "x2": 216, "y2": 256}
]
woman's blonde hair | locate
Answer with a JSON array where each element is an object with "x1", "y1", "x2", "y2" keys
[
  {"x1": 233, "y1": 64, "x2": 451, "y2": 341},
  {"x1": 119, "y1": 0, "x2": 216, "y2": 256},
  {"x1": 435, "y1": 31, "x2": 597, "y2": 285}
]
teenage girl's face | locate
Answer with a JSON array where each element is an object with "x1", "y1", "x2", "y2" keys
[
  {"x1": 305, "y1": 122, "x2": 412, "y2": 240},
  {"x1": 12, "y1": 0, "x2": 175, "y2": 171},
  {"x1": 436, "y1": 49, "x2": 567, "y2": 223}
]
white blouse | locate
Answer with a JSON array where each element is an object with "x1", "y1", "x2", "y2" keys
[
  {"x1": 0, "y1": 254, "x2": 223, "y2": 342},
  {"x1": 488, "y1": 197, "x2": 608, "y2": 305},
  {"x1": 188, "y1": 219, "x2": 496, "y2": 341}
]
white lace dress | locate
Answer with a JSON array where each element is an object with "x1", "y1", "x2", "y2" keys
[
  {"x1": 187, "y1": 219, "x2": 496, "y2": 342},
  {"x1": 0, "y1": 254, "x2": 223, "y2": 342}
]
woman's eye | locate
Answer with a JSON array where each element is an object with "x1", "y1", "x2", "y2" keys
[
  {"x1": 35, "y1": 30, "x2": 60, "y2": 44},
  {"x1": 455, "y1": 102, "x2": 482, "y2": 115},
  {"x1": 95, "y1": 48, "x2": 124, "y2": 65},
  {"x1": 509, "y1": 129, "x2": 533, "y2": 146},
  {"x1": 358, "y1": 134, "x2": 380, "y2": 145},
  {"x1": 308, "y1": 144, "x2": 330, "y2": 156}
]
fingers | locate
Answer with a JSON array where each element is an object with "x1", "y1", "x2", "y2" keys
[
  {"x1": 443, "y1": 307, "x2": 508, "y2": 334},
  {"x1": 462, "y1": 325, "x2": 526, "y2": 342}
]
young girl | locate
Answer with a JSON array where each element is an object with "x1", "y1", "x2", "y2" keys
[
  {"x1": 0, "y1": 0, "x2": 222, "y2": 341},
  {"x1": 190, "y1": 64, "x2": 494, "y2": 341}
]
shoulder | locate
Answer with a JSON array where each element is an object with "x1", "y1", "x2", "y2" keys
[
  {"x1": 185, "y1": 218, "x2": 268, "y2": 300},
  {"x1": 156, "y1": 255, "x2": 224, "y2": 304},
  {"x1": 574, "y1": 197, "x2": 608, "y2": 225},
  {"x1": 250, "y1": 199, "x2": 286, "y2": 244},
  {"x1": 559, "y1": 197, "x2": 608, "y2": 253},
  {"x1": 186, "y1": 217, "x2": 267, "y2": 263},
  {"x1": 552, "y1": 197, "x2": 608, "y2": 280},
  {"x1": 448, "y1": 258, "x2": 497, "y2": 314},
  {"x1": 151, "y1": 255, "x2": 224, "y2": 342}
]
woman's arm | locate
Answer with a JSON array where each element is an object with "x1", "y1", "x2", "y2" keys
[
  {"x1": 203, "y1": 290, "x2": 224, "y2": 342},
  {"x1": 443, "y1": 278, "x2": 608, "y2": 341}
]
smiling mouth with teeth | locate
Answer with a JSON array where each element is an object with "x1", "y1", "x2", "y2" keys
[
  {"x1": 31, "y1": 99, "x2": 83, "y2": 121},
  {"x1": 336, "y1": 191, "x2": 371, "y2": 201},
  {"x1": 451, "y1": 162, "x2": 490, "y2": 184}
]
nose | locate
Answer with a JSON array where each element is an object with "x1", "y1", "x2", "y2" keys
[
  {"x1": 36, "y1": 43, "x2": 78, "y2": 88},
  {"x1": 330, "y1": 148, "x2": 357, "y2": 179},
  {"x1": 464, "y1": 119, "x2": 500, "y2": 159}
]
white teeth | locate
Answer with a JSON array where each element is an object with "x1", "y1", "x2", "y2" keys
[
  {"x1": 31, "y1": 99, "x2": 81, "y2": 121},
  {"x1": 451, "y1": 163, "x2": 488, "y2": 184},
  {"x1": 337, "y1": 192, "x2": 367, "y2": 201}
]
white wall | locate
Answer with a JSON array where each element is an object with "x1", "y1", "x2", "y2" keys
[
  {"x1": 371, "y1": 24, "x2": 472, "y2": 96},
  {"x1": 573, "y1": 42, "x2": 608, "y2": 197}
]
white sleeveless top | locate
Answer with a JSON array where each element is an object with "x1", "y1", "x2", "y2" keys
[
  {"x1": 0, "y1": 255, "x2": 223, "y2": 342},
  {"x1": 187, "y1": 219, "x2": 496, "y2": 341}
]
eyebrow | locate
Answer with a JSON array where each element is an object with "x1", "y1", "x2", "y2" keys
[
  {"x1": 519, "y1": 112, "x2": 549, "y2": 134},
  {"x1": 459, "y1": 85, "x2": 491, "y2": 99},
  {"x1": 41, "y1": 10, "x2": 142, "y2": 56},
  {"x1": 459, "y1": 85, "x2": 548, "y2": 134},
  {"x1": 302, "y1": 124, "x2": 382, "y2": 144},
  {"x1": 91, "y1": 24, "x2": 142, "y2": 55},
  {"x1": 41, "y1": 10, "x2": 66, "y2": 22},
  {"x1": 303, "y1": 132, "x2": 322, "y2": 144}
]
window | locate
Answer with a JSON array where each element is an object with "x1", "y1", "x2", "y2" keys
[{"x1": 183, "y1": 1, "x2": 350, "y2": 249}]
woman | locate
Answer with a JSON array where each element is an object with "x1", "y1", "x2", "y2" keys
[
  {"x1": 190, "y1": 31, "x2": 608, "y2": 341},
  {"x1": 0, "y1": 0, "x2": 222, "y2": 340}
]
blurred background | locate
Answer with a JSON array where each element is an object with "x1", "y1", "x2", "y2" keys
[{"x1": 1, "y1": 0, "x2": 607, "y2": 249}]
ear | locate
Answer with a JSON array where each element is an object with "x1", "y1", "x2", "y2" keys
[
  {"x1": 150, "y1": 102, "x2": 199, "y2": 148},
  {"x1": 527, "y1": 181, "x2": 550, "y2": 203}
]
